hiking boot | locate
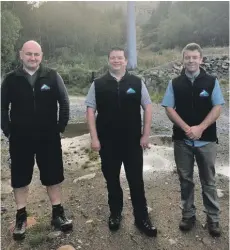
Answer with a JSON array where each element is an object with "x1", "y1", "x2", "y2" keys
[
  {"x1": 51, "y1": 207, "x2": 73, "y2": 232},
  {"x1": 207, "y1": 219, "x2": 221, "y2": 237},
  {"x1": 13, "y1": 212, "x2": 27, "y2": 241},
  {"x1": 108, "y1": 213, "x2": 122, "y2": 231},
  {"x1": 135, "y1": 217, "x2": 157, "y2": 237},
  {"x1": 179, "y1": 216, "x2": 196, "y2": 231}
]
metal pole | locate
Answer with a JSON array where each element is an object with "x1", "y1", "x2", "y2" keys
[{"x1": 127, "y1": 1, "x2": 137, "y2": 70}]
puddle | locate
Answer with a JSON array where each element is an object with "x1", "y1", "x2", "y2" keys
[
  {"x1": 63, "y1": 123, "x2": 88, "y2": 138},
  {"x1": 121, "y1": 135, "x2": 229, "y2": 178}
]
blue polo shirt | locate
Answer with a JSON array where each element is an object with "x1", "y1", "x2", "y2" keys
[{"x1": 161, "y1": 70, "x2": 225, "y2": 147}]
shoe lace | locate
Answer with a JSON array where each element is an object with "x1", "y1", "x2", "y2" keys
[{"x1": 143, "y1": 217, "x2": 153, "y2": 229}]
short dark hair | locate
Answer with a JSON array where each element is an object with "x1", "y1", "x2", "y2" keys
[
  {"x1": 182, "y1": 43, "x2": 203, "y2": 58},
  {"x1": 108, "y1": 47, "x2": 128, "y2": 59}
]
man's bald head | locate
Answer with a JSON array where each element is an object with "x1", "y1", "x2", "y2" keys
[
  {"x1": 20, "y1": 40, "x2": 43, "y2": 71},
  {"x1": 21, "y1": 40, "x2": 42, "y2": 52}
]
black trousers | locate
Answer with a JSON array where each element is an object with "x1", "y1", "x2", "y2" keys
[{"x1": 99, "y1": 138, "x2": 148, "y2": 220}]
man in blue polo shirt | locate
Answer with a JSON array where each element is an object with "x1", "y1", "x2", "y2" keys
[{"x1": 162, "y1": 43, "x2": 225, "y2": 237}]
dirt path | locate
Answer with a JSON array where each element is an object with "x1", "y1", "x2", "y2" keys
[{"x1": 1, "y1": 134, "x2": 229, "y2": 250}]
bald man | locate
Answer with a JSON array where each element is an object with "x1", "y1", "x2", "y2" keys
[{"x1": 1, "y1": 40, "x2": 72, "y2": 240}]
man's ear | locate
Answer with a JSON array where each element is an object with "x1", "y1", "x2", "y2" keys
[{"x1": 19, "y1": 50, "x2": 23, "y2": 60}]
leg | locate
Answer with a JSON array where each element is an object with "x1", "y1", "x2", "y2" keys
[
  {"x1": 123, "y1": 143, "x2": 157, "y2": 237},
  {"x1": 36, "y1": 133, "x2": 72, "y2": 232},
  {"x1": 174, "y1": 140, "x2": 196, "y2": 219},
  {"x1": 46, "y1": 184, "x2": 61, "y2": 205},
  {"x1": 13, "y1": 186, "x2": 29, "y2": 210},
  {"x1": 9, "y1": 134, "x2": 35, "y2": 240},
  {"x1": 99, "y1": 141, "x2": 123, "y2": 215},
  {"x1": 99, "y1": 140, "x2": 123, "y2": 231},
  {"x1": 195, "y1": 143, "x2": 220, "y2": 237},
  {"x1": 122, "y1": 144, "x2": 147, "y2": 220}
]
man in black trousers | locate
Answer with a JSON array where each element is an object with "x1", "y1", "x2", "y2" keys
[{"x1": 85, "y1": 47, "x2": 157, "y2": 237}]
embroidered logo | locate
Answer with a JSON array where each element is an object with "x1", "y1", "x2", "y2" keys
[
  {"x1": 41, "y1": 84, "x2": 50, "y2": 91},
  {"x1": 126, "y1": 88, "x2": 136, "y2": 94},
  {"x1": 199, "y1": 90, "x2": 209, "y2": 97}
]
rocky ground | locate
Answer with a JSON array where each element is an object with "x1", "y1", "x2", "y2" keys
[{"x1": 1, "y1": 86, "x2": 229, "y2": 250}]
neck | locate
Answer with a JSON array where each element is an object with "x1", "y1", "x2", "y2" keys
[
  {"x1": 185, "y1": 69, "x2": 200, "y2": 77},
  {"x1": 23, "y1": 66, "x2": 39, "y2": 75},
  {"x1": 109, "y1": 70, "x2": 125, "y2": 80}
]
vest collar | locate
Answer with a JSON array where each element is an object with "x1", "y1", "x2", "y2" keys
[
  {"x1": 15, "y1": 64, "x2": 51, "y2": 78},
  {"x1": 105, "y1": 70, "x2": 129, "y2": 82},
  {"x1": 181, "y1": 67, "x2": 207, "y2": 80}
]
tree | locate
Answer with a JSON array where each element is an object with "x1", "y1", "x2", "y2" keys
[{"x1": 1, "y1": 10, "x2": 21, "y2": 73}]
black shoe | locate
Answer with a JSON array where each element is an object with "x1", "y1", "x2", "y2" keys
[
  {"x1": 135, "y1": 217, "x2": 157, "y2": 237},
  {"x1": 51, "y1": 208, "x2": 73, "y2": 232},
  {"x1": 13, "y1": 212, "x2": 27, "y2": 241},
  {"x1": 207, "y1": 219, "x2": 221, "y2": 237},
  {"x1": 108, "y1": 213, "x2": 122, "y2": 231},
  {"x1": 179, "y1": 216, "x2": 196, "y2": 231}
]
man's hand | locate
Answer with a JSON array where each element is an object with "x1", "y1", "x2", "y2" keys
[
  {"x1": 186, "y1": 125, "x2": 204, "y2": 140},
  {"x1": 91, "y1": 137, "x2": 101, "y2": 151},
  {"x1": 140, "y1": 135, "x2": 151, "y2": 150}
]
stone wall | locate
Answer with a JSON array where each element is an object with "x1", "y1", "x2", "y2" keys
[{"x1": 135, "y1": 55, "x2": 229, "y2": 93}]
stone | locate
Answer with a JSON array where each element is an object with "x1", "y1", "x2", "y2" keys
[
  {"x1": 47, "y1": 231, "x2": 62, "y2": 239},
  {"x1": 169, "y1": 239, "x2": 177, "y2": 245},
  {"x1": 9, "y1": 216, "x2": 37, "y2": 233},
  {"x1": 217, "y1": 189, "x2": 224, "y2": 198},
  {"x1": 86, "y1": 219, "x2": 94, "y2": 224},
  {"x1": 57, "y1": 245, "x2": 76, "y2": 250},
  {"x1": 73, "y1": 173, "x2": 96, "y2": 183},
  {"x1": 147, "y1": 206, "x2": 153, "y2": 213},
  {"x1": 202, "y1": 237, "x2": 212, "y2": 245}
]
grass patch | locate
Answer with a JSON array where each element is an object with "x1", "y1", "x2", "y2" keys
[
  {"x1": 220, "y1": 78, "x2": 229, "y2": 85},
  {"x1": 150, "y1": 92, "x2": 164, "y2": 104},
  {"x1": 138, "y1": 48, "x2": 181, "y2": 69},
  {"x1": 24, "y1": 219, "x2": 50, "y2": 249},
  {"x1": 27, "y1": 232, "x2": 47, "y2": 248}
]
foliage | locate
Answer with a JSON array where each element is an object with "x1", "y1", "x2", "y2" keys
[
  {"x1": 1, "y1": 9, "x2": 21, "y2": 72},
  {"x1": 142, "y1": 1, "x2": 229, "y2": 49}
]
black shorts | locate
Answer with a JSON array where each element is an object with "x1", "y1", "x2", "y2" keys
[{"x1": 9, "y1": 132, "x2": 64, "y2": 188}]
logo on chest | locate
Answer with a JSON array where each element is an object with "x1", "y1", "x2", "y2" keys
[
  {"x1": 126, "y1": 88, "x2": 136, "y2": 94},
  {"x1": 41, "y1": 84, "x2": 50, "y2": 91},
  {"x1": 199, "y1": 90, "x2": 209, "y2": 97}
]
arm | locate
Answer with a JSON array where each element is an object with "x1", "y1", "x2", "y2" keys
[
  {"x1": 85, "y1": 82, "x2": 100, "y2": 151},
  {"x1": 56, "y1": 73, "x2": 70, "y2": 133},
  {"x1": 87, "y1": 107, "x2": 98, "y2": 141},
  {"x1": 162, "y1": 80, "x2": 191, "y2": 133},
  {"x1": 199, "y1": 105, "x2": 222, "y2": 131},
  {"x1": 165, "y1": 107, "x2": 191, "y2": 133},
  {"x1": 140, "y1": 81, "x2": 153, "y2": 148},
  {"x1": 1, "y1": 77, "x2": 11, "y2": 137},
  {"x1": 187, "y1": 79, "x2": 225, "y2": 139}
]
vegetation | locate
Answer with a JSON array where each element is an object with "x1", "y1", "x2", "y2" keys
[{"x1": 1, "y1": 1, "x2": 229, "y2": 96}]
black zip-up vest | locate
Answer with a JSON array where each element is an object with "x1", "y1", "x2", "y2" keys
[
  {"x1": 6, "y1": 66, "x2": 58, "y2": 135},
  {"x1": 172, "y1": 68, "x2": 217, "y2": 142},
  {"x1": 95, "y1": 71, "x2": 142, "y2": 141}
]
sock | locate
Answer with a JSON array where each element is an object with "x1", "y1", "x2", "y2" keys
[
  {"x1": 52, "y1": 204, "x2": 63, "y2": 218},
  {"x1": 17, "y1": 207, "x2": 26, "y2": 215},
  {"x1": 16, "y1": 207, "x2": 27, "y2": 221}
]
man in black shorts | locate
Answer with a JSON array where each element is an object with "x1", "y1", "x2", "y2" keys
[{"x1": 1, "y1": 40, "x2": 73, "y2": 240}]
